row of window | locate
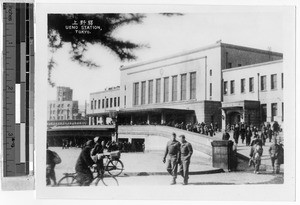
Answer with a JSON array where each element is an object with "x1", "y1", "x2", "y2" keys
[
  {"x1": 91, "y1": 96, "x2": 120, "y2": 110},
  {"x1": 224, "y1": 73, "x2": 283, "y2": 95},
  {"x1": 49, "y1": 103, "x2": 72, "y2": 108},
  {"x1": 49, "y1": 116, "x2": 73, "y2": 120},
  {"x1": 133, "y1": 72, "x2": 197, "y2": 106},
  {"x1": 50, "y1": 109, "x2": 72, "y2": 114}
]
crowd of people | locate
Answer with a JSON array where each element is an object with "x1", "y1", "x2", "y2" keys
[
  {"x1": 120, "y1": 120, "x2": 220, "y2": 137},
  {"x1": 222, "y1": 121, "x2": 284, "y2": 175}
]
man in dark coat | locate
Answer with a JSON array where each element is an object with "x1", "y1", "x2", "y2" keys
[
  {"x1": 245, "y1": 126, "x2": 252, "y2": 146},
  {"x1": 163, "y1": 132, "x2": 181, "y2": 185},
  {"x1": 75, "y1": 140, "x2": 95, "y2": 186},
  {"x1": 269, "y1": 140, "x2": 284, "y2": 174},
  {"x1": 178, "y1": 135, "x2": 193, "y2": 185},
  {"x1": 240, "y1": 123, "x2": 246, "y2": 144},
  {"x1": 46, "y1": 144, "x2": 57, "y2": 186},
  {"x1": 233, "y1": 124, "x2": 240, "y2": 144}
]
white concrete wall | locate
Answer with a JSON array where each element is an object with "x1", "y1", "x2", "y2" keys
[
  {"x1": 118, "y1": 125, "x2": 214, "y2": 156},
  {"x1": 119, "y1": 44, "x2": 222, "y2": 110}
]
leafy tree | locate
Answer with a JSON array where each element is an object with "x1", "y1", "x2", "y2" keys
[{"x1": 48, "y1": 13, "x2": 182, "y2": 86}]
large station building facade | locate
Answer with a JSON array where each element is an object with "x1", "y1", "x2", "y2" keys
[{"x1": 87, "y1": 42, "x2": 283, "y2": 130}]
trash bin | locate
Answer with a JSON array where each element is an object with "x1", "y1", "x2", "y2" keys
[{"x1": 211, "y1": 140, "x2": 235, "y2": 172}]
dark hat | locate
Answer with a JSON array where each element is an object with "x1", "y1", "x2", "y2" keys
[
  {"x1": 172, "y1": 132, "x2": 176, "y2": 136},
  {"x1": 85, "y1": 140, "x2": 94, "y2": 147},
  {"x1": 179, "y1": 135, "x2": 185, "y2": 139}
]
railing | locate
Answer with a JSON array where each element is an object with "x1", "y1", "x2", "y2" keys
[{"x1": 119, "y1": 125, "x2": 214, "y2": 156}]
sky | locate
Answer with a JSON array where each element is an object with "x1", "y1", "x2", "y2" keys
[{"x1": 47, "y1": 8, "x2": 284, "y2": 107}]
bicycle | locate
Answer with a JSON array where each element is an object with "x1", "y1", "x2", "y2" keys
[
  {"x1": 102, "y1": 150, "x2": 124, "y2": 177},
  {"x1": 57, "y1": 166, "x2": 119, "y2": 187}
]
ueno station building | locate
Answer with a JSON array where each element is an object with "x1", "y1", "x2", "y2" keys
[{"x1": 87, "y1": 42, "x2": 283, "y2": 130}]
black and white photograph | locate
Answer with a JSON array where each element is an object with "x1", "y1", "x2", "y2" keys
[{"x1": 34, "y1": 2, "x2": 296, "y2": 201}]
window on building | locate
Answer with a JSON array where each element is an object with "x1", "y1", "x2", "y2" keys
[
  {"x1": 261, "y1": 104, "x2": 267, "y2": 122},
  {"x1": 181, "y1": 74, "x2": 187, "y2": 100},
  {"x1": 172, "y1": 76, "x2": 178, "y2": 101},
  {"x1": 110, "y1": 98, "x2": 113, "y2": 107},
  {"x1": 271, "y1": 103, "x2": 277, "y2": 121},
  {"x1": 106, "y1": 98, "x2": 109, "y2": 108},
  {"x1": 102, "y1": 99, "x2": 105, "y2": 108},
  {"x1": 209, "y1": 83, "x2": 212, "y2": 97},
  {"x1": 141, "y1": 81, "x2": 146, "y2": 105},
  {"x1": 114, "y1": 97, "x2": 117, "y2": 107},
  {"x1": 228, "y1": 62, "x2": 232, "y2": 68},
  {"x1": 156, "y1": 79, "x2": 161, "y2": 103},
  {"x1": 94, "y1": 101, "x2": 96, "y2": 109},
  {"x1": 210, "y1": 69, "x2": 212, "y2": 76},
  {"x1": 281, "y1": 73, "x2": 284, "y2": 89},
  {"x1": 230, "y1": 80, "x2": 235, "y2": 94},
  {"x1": 238, "y1": 63, "x2": 242, "y2": 67},
  {"x1": 223, "y1": 81, "x2": 228, "y2": 95},
  {"x1": 249, "y1": 77, "x2": 254, "y2": 92},
  {"x1": 50, "y1": 104, "x2": 52, "y2": 108},
  {"x1": 148, "y1": 80, "x2": 153, "y2": 104},
  {"x1": 124, "y1": 96, "x2": 126, "y2": 106},
  {"x1": 261, "y1": 75, "x2": 267, "y2": 91},
  {"x1": 91, "y1": 101, "x2": 93, "y2": 109},
  {"x1": 241, "y1": 78, "x2": 245, "y2": 93},
  {"x1": 133, "y1": 82, "x2": 139, "y2": 105},
  {"x1": 163, "y1": 77, "x2": 169, "y2": 102},
  {"x1": 190, "y1": 72, "x2": 196, "y2": 99},
  {"x1": 98, "y1": 100, "x2": 101, "y2": 109},
  {"x1": 271, "y1": 74, "x2": 277, "y2": 90},
  {"x1": 118, "y1": 97, "x2": 120, "y2": 107}
]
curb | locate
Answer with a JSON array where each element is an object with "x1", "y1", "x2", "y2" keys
[
  {"x1": 236, "y1": 151, "x2": 284, "y2": 172},
  {"x1": 120, "y1": 168, "x2": 224, "y2": 177}
]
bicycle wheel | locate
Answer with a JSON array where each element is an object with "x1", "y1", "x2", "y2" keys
[
  {"x1": 95, "y1": 175, "x2": 119, "y2": 186},
  {"x1": 106, "y1": 159, "x2": 124, "y2": 177},
  {"x1": 57, "y1": 175, "x2": 77, "y2": 187}
]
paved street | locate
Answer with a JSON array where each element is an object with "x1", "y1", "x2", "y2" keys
[
  {"x1": 51, "y1": 147, "x2": 219, "y2": 182},
  {"x1": 49, "y1": 135, "x2": 284, "y2": 186}
]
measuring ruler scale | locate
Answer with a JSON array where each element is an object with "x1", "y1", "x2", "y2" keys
[{"x1": 2, "y1": 3, "x2": 34, "y2": 177}]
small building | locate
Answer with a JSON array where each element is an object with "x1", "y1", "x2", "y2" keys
[
  {"x1": 47, "y1": 87, "x2": 86, "y2": 126},
  {"x1": 87, "y1": 86, "x2": 120, "y2": 125}
]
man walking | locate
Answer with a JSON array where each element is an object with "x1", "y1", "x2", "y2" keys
[
  {"x1": 46, "y1": 143, "x2": 59, "y2": 186},
  {"x1": 179, "y1": 135, "x2": 193, "y2": 185},
  {"x1": 163, "y1": 132, "x2": 181, "y2": 185},
  {"x1": 269, "y1": 140, "x2": 284, "y2": 174},
  {"x1": 250, "y1": 140, "x2": 263, "y2": 174}
]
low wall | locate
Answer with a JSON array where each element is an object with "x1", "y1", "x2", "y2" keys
[{"x1": 118, "y1": 125, "x2": 214, "y2": 157}]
